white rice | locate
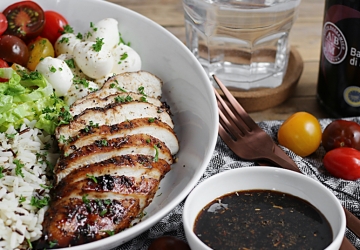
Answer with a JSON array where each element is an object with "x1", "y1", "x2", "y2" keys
[{"x1": 0, "y1": 119, "x2": 58, "y2": 250}]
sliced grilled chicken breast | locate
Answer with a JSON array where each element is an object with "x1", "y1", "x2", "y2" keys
[
  {"x1": 69, "y1": 92, "x2": 164, "y2": 116},
  {"x1": 54, "y1": 155, "x2": 170, "y2": 190},
  {"x1": 56, "y1": 101, "x2": 174, "y2": 140},
  {"x1": 37, "y1": 196, "x2": 140, "y2": 248},
  {"x1": 54, "y1": 134, "x2": 173, "y2": 184},
  {"x1": 72, "y1": 71, "x2": 163, "y2": 106},
  {"x1": 60, "y1": 118, "x2": 179, "y2": 155}
]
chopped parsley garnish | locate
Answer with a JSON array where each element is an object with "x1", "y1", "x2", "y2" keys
[
  {"x1": 49, "y1": 240, "x2": 58, "y2": 248},
  {"x1": 114, "y1": 95, "x2": 133, "y2": 103},
  {"x1": 13, "y1": 159, "x2": 25, "y2": 178},
  {"x1": 92, "y1": 37, "x2": 105, "y2": 52},
  {"x1": 0, "y1": 166, "x2": 4, "y2": 179},
  {"x1": 86, "y1": 174, "x2": 98, "y2": 183},
  {"x1": 19, "y1": 195, "x2": 26, "y2": 203},
  {"x1": 118, "y1": 32, "x2": 131, "y2": 46},
  {"x1": 40, "y1": 184, "x2": 53, "y2": 190},
  {"x1": 49, "y1": 66, "x2": 56, "y2": 73},
  {"x1": 73, "y1": 77, "x2": 90, "y2": 88},
  {"x1": 6, "y1": 133, "x2": 16, "y2": 139},
  {"x1": 26, "y1": 238, "x2": 32, "y2": 249},
  {"x1": 90, "y1": 22, "x2": 97, "y2": 32},
  {"x1": 100, "y1": 209, "x2": 107, "y2": 216},
  {"x1": 148, "y1": 117, "x2": 155, "y2": 123},
  {"x1": 140, "y1": 96, "x2": 147, "y2": 102},
  {"x1": 62, "y1": 24, "x2": 74, "y2": 34},
  {"x1": 104, "y1": 199, "x2": 111, "y2": 205},
  {"x1": 58, "y1": 135, "x2": 68, "y2": 144},
  {"x1": 153, "y1": 145, "x2": 159, "y2": 162},
  {"x1": 110, "y1": 83, "x2": 116, "y2": 88},
  {"x1": 59, "y1": 37, "x2": 69, "y2": 43},
  {"x1": 101, "y1": 139, "x2": 108, "y2": 146},
  {"x1": 138, "y1": 86, "x2": 146, "y2": 96},
  {"x1": 58, "y1": 107, "x2": 73, "y2": 125},
  {"x1": 103, "y1": 230, "x2": 115, "y2": 236},
  {"x1": 118, "y1": 52, "x2": 128, "y2": 64},
  {"x1": 76, "y1": 32, "x2": 83, "y2": 40},
  {"x1": 146, "y1": 139, "x2": 151, "y2": 143},
  {"x1": 18, "y1": 70, "x2": 42, "y2": 81},
  {"x1": 82, "y1": 194, "x2": 90, "y2": 205},
  {"x1": 65, "y1": 58, "x2": 75, "y2": 68},
  {"x1": 30, "y1": 196, "x2": 50, "y2": 209}
]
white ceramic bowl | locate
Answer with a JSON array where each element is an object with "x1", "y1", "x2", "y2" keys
[
  {"x1": 183, "y1": 167, "x2": 346, "y2": 250},
  {"x1": 0, "y1": 0, "x2": 218, "y2": 249}
]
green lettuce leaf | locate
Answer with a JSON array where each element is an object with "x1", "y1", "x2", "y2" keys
[{"x1": 0, "y1": 68, "x2": 69, "y2": 134}]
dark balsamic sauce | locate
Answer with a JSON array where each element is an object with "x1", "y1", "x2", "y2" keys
[{"x1": 194, "y1": 190, "x2": 333, "y2": 250}]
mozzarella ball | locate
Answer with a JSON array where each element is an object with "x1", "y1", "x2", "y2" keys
[
  {"x1": 54, "y1": 33, "x2": 81, "y2": 56},
  {"x1": 85, "y1": 18, "x2": 119, "y2": 50},
  {"x1": 57, "y1": 54, "x2": 88, "y2": 79},
  {"x1": 73, "y1": 41, "x2": 114, "y2": 79},
  {"x1": 111, "y1": 43, "x2": 141, "y2": 74},
  {"x1": 35, "y1": 57, "x2": 73, "y2": 96},
  {"x1": 65, "y1": 79, "x2": 99, "y2": 106}
]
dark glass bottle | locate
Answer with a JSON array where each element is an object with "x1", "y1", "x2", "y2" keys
[{"x1": 317, "y1": 0, "x2": 360, "y2": 117}]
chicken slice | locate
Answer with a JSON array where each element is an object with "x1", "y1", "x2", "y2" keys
[
  {"x1": 56, "y1": 101, "x2": 174, "y2": 140},
  {"x1": 60, "y1": 118, "x2": 179, "y2": 155},
  {"x1": 54, "y1": 154, "x2": 170, "y2": 189},
  {"x1": 36, "y1": 197, "x2": 140, "y2": 248},
  {"x1": 72, "y1": 71, "x2": 163, "y2": 106},
  {"x1": 54, "y1": 134, "x2": 173, "y2": 184},
  {"x1": 69, "y1": 92, "x2": 164, "y2": 116}
]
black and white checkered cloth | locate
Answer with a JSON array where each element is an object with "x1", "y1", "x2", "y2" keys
[{"x1": 115, "y1": 117, "x2": 360, "y2": 250}]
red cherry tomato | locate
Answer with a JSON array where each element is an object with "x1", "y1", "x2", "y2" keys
[
  {"x1": 3, "y1": 1, "x2": 45, "y2": 42},
  {"x1": 322, "y1": 120, "x2": 360, "y2": 152},
  {"x1": 323, "y1": 147, "x2": 360, "y2": 180},
  {"x1": 0, "y1": 13, "x2": 8, "y2": 36},
  {"x1": 40, "y1": 11, "x2": 68, "y2": 45},
  {"x1": 0, "y1": 58, "x2": 9, "y2": 82},
  {"x1": 148, "y1": 236, "x2": 191, "y2": 250},
  {"x1": 0, "y1": 35, "x2": 29, "y2": 66}
]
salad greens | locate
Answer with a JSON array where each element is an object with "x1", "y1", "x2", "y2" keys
[{"x1": 0, "y1": 67, "x2": 70, "y2": 134}]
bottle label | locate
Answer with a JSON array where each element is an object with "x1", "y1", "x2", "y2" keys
[
  {"x1": 343, "y1": 86, "x2": 360, "y2": 107},
  {"x1": 323, "y1": 22, "x2": 347, "y2": 64}
]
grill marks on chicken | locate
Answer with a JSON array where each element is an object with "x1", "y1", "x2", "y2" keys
[
  {"x1": 37, "y1": 71, "x2": 178, "y2": 249},
  {"x1": 60, "y1": 118, "x2": 179, "y2": 155},
  {"x1": 37, "y1": 197, "x2": 140, "y2": 248},
  {"x1": 55, "y1": 134, "x2": 173, "y2": 184},
  {"x1": 69, "y1": 92, "x2": 164, "y2": 116},
  {"x1": 56, "y1": 101, "x2": 174, "y2": 140}
]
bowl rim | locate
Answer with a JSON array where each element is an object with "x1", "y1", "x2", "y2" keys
[{"x1": 183, "y1": 167, "x2": 346, "y2": 250}]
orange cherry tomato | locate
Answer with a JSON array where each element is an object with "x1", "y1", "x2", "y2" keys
[
  {"x1": 277, "y1": 112, "x2": 322, "y2": 157},
  {"x1": 27, "y1": 37, "x2": 55, "y2": 71}
]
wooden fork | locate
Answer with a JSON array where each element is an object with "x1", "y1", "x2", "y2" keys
[{"x1": 213, "y1": 74, "x2": 359, "y2": 250}]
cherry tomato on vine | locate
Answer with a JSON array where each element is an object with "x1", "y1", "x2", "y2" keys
[
  {"x1": 277, "y1": 112, "x2": 322, "y2": 157},
  {"x1": 323, "y1": 147, "x2": 360, "y2": 180},
  {"x1": 322, "y1": 120, "x2": 360, "y2": 152},
  {"x1": 0, "y1": 35, "x2": 29, "y2": 66},
  {"x1": 0, "y1": 13, "x2": 8, "y2": 36},
  {"x1": 0, "y1": 58, "x2": 9, "y2": 82},
  {"x1": 40, "y1": 11, "x2": 68, "y2": 45},
  {"x1": 27, "y1": 37, "x2": 55, "y2": 71},
  {"x1": 3, "y1": 1, "x2": 45, "y2": 42}
]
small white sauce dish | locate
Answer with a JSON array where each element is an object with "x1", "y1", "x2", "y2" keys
[{"x1": 183, "y1": 167, "x2": 346, "y2": 250}]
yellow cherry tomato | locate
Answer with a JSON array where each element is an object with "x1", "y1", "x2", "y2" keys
[
  {"x1": 26, "y1": 37, "x2": 55, "y2": 71},
  {"x1": 277, "y1": 112, "x2": 322, "y2": 157}
]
